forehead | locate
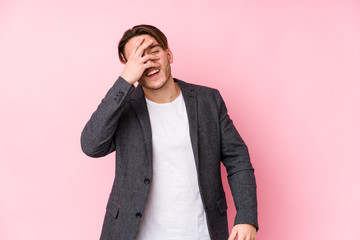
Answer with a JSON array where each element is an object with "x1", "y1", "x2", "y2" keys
[{"x1": 124, "y1": 34, "x2": 159, "y2": 57}]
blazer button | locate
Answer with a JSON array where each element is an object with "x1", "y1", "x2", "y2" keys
[
  {"x1": 144, "y1": 178, "x2": 150, "y2": 184},
  {"x1": 135, "y1": 212, "x2": 142, "y2": 219}
]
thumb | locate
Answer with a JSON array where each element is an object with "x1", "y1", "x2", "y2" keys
[{"x1": 228, "y1": 228, "x2": 237, "y2": 240}]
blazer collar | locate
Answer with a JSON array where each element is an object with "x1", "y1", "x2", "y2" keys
[{"x1": 130, "y1": 86, "x2": 153, "y2": 167}]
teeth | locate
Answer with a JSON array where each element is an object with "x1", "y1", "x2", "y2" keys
[{"x1": 147, "y1": 69, "x2": 159, "y2": 76}]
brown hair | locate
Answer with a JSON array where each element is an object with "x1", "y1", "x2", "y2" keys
[{"x1": 118, "y1": 24, "x2": 168, "y2": 63}]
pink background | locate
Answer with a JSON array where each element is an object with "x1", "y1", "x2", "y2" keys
[{"x1": 1, "y1": 0, "x2": 359, "y2": 239}]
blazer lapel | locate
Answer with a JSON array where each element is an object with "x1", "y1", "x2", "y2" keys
[
  {"x1": 130, "y1": 86, "x2": 153, "y2": 166},
  {"x1": 177, "y1": 79, "x2": 200, "y2": 172},
  {"x1": 129, "y1": 79, "x2": 200, "y2": 172}
]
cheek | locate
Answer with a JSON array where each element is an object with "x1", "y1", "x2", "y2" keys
[
  {"x1": 152, "y1": 53, "x2": 161, "y2": 60},
  {"x1": 160, "y1": 53, "x2": 172, "y2": 64}
]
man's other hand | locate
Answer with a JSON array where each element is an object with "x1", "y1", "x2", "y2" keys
[{"x1": 228, "y1": 224, "x2": 256, "y2": 240}]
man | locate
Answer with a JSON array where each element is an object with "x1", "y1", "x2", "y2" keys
[{"x1": 81, "y1": 24, "x2": 258, "y2": 240}]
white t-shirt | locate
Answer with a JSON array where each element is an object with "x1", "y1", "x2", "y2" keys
[{"x1": 135, "y1": 92, "x2": 210, "y2": 240}]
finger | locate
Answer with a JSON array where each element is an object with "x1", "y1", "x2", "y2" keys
[
  {"x1": 237, "y1": 233, "x2": 246, "y2": 240},
  {"x1": 135, "y1": 36, "x2": 145, "y2": 49},
  {"x1": 141, "y1": 54, "x2": 160, "y2": 63},
  {"x1": 228, "y1": 229, "x2": 237, "y2": 240},
  {"x1": 135, "y1": 39, "x2": 153, "y2": 58},
  {"x1": 127, "y1": 37, "x2": 145, "y2": 59}
]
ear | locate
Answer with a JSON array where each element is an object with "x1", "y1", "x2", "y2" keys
[{"x1": 166, "y1": 48, "x2": 173, "y2": 64}]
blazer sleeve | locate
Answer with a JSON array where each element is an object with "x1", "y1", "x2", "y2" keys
[
  {"x1": 215, "y1": 90, "x2": 259, "y2": 231},
  {"x1": 80, "y1": 77, "x2": 135, "y2": 158}
]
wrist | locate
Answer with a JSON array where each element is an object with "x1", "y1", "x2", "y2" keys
[{"x1": 120, "y1": 73, "x2": 137, "y2": 85}]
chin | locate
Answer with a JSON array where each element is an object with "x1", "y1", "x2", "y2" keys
[{"x1": 140, "y1": 76, "x2": 168, "y2": 90}]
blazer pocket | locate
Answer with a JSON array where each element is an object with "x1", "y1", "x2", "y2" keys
[
  {"x1": 217, "y1": 198, "x2": 228, "y2": 214},
  {"x1": 106, "y1": 200, "x2": 119, "y2": 218}
]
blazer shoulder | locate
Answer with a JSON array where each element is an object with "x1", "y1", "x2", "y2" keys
[{"x1": 175, "y1": 78, "x2": 221, "y2": 96}]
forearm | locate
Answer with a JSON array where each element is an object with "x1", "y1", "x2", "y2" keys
[
  {"x1": 81, "y1": 77, "x2": 134, "y2": 157},
  {"x1": 228, "y1": 173, "x2": 258, "y2": 230},
  {"x1": 224, "y1": 145, "x2": 258, "y2": 229},
  {"x1": 216, "y1": 90, "x2": 259, "y2": 230},
  {"x1": 222, "y1": 125, "x2": 258, "y2": 229}
]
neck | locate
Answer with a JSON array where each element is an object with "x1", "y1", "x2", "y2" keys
[{"x1": 143, "y1": 77, "x2": 180, "y2": 103}]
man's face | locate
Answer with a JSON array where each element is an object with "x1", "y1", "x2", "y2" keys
[{"x1": 123, "y1": 34, "x2": 173, "y2": 90}]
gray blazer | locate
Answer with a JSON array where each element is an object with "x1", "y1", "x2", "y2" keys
[{"x1": 81, "y1": 77, "x2": 258, "y2": 240}]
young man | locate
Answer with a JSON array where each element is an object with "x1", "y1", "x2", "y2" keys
[{"x1": 81, "y1": 24, "x2": 258, "y2": 240}]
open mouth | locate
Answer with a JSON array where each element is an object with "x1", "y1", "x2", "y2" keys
[{"x1": 145, "y1": 68, "x2": 160, "y2": 77}]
